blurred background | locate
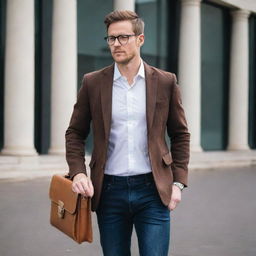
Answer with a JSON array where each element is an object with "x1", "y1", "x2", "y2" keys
[
  {"x1": 0, "y1": 0, "x2": 255, "y2": 158},
  {"x1": 0, "y1": 1, "x2": 256, "y2": 255}
]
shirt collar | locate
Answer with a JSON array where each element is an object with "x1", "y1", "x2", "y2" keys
[{"x1": 114, "y1": 59, "x2": 145, "y2": 81}]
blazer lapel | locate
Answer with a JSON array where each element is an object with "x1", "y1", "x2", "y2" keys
[
  {"x1": 100, "y1": 64, "x2": 114, "y2": 140},
  {"x1": 144, "y1": 62, "x2": 158, "y2": 134}
]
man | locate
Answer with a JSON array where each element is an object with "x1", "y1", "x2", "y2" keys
[{"x1": 65, "y1": 10, "x2": 190, "y2": 256}]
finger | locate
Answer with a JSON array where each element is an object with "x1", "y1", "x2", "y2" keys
[
  {"x1": 172, "y1": 197, "x2": 181, "y2": 204},
  {"x1": 87, "y1": 180, "x2": 94, "y2": 197},
  {"x1": 82, "y1": 179, "x2": 94, "y2": 197},
  {"x1": 72, "y1": 182, "x2": 82, "y2": 193},
  {"x1": 169, "y1": 200, "x2": 176, "y2": 211},
  {"x1": 75, "y1": 182, "x2": 86, "y2": 195},
  {"x1": 80, "y1": 179, "x2": 90, "y2": 197},
  {"x1": 72, "y1": 184, "x2": 79, "y2": 193}
]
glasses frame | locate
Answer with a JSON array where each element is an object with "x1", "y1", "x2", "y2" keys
[{"x1": 104, "y1": 34, "x2": 138, "y2": 46}]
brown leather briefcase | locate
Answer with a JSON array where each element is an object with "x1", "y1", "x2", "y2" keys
[{"x1": 49, "y1": 174, "x2": 93, "y2": 243}]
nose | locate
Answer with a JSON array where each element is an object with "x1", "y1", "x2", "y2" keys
[{"x1": 113, "y1": 37, "x2": 121, "y2": 46}]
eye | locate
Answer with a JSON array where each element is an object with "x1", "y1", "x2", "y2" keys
[{"x1": 119, "y1": 35, "x2": 129, "y2": 39}]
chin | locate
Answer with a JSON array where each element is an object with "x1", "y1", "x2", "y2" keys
[
  {"x1": 113, "y1": 56, "x2": 133, "y2": 65},
  {"x1": 114, "y1": 58, "x2": 127, "y2": 65},
  {"x1": 116, "y1": 60, "x2": 129, "y2": 65}
]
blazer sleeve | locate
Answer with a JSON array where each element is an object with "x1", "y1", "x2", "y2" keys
[
  {"x1": 65, "y1": 75, "x2": 92, "y2": 180},
  {"x1": 167, "y1": 74, "x2": 190, "y2": 187}
]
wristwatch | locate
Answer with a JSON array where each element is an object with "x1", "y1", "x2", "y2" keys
[{"x1": 173, "y1": 182, "x2": 185, "y2": 191}]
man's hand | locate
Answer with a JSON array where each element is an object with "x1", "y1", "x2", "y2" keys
[
  {"x1": 72, "y1": 173, "x2": 94, "y2": 197},
  {"x1": 168, "y1": 184, "x2": 182, "y2": 211}
]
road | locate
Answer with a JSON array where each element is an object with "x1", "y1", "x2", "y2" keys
[{"x1": 0, "y1": 166, "x2": 255, "y2": 256}]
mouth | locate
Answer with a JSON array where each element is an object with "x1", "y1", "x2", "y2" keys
[{"x1": 114, "y1": 51, "x2": 125, "y2": 54}]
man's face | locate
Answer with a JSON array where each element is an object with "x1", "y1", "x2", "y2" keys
[{"x1": 107, "y1": 20, "x2": 144, "y2": 65}]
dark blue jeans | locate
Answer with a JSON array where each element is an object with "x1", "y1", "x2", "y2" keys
[{"x1": 96, "y1": 173, "x2": 171, "y2": 256}]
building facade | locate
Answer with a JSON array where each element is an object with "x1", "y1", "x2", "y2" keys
[{"x1": 0, "y1": 0, "x2": 255, "y2": 157}]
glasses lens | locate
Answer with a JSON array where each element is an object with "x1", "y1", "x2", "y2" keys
[
  {"x1": 107, "y1": 36, "x2": 115, "y2": 45},
  {"x1": 118, "y1": 35, "x2": 129, "y2": 45}
]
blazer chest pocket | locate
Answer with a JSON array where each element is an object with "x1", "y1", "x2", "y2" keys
[{"x1": 162, "y1": 152, "x2": 173, "y2": 166}]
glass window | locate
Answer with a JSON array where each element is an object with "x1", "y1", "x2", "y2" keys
[
  {"x1": 249, "y1": 15, "x2": 256, "y2": 149},
  {"x1": 0, "y1": 0, "x2": 6, "y2": 151},
  {"x1": 136, "y1": 0, "x2": 167, "y2": 69},
  {"x1": 77, "y1": 0, "x2": 113, "y2": 85},
  {"x1": 201, "y1": 3, "x2": 230, "y2": 150},
  {"x1": 77, "y1": 0, "x2": 113, "y2": 154}
]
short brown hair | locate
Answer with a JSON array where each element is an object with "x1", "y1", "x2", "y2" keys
[{"x1": 104, "y1": 10, "x2": 144, "y2": 35}]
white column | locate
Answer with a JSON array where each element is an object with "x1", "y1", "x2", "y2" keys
[
  {"x1": 228, "y1": 10, "x2": 250, "y2": 151},
  {"x1": 1, "y1": 0, "x2": 37, "y2": 156},
  {"x1": 48, "y1": 0, "x2": 77, "y2": 155},
  {"x1": 178, "y1": 0, "x2": 202, "y2": 152},
  {"x1": 114, "y1": 0, "x2": 135, "y2": 11}
]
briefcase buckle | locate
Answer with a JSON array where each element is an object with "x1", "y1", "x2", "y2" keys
[{"x1": 57, "y1": 200, "x2": 65, "y2": 218}]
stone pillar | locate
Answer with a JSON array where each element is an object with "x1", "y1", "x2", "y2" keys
[
  {"x1": 48, "y1": 0, "x2": 77, "y2": 154},
  {"x1": 178, "y1": 0, "x2": 202, "y2": 152},
  {"x1": 228, "y1": 10, "x2": 250, "y2": 150},
  {"x1": 114, "y1": 0, "x2": 135, "y2": 11},
  {"x1": 1, "y1": 0, "x2": 37, "y2": 156}
]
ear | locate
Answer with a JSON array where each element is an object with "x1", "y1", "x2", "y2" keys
[{"x1": 137, "y1": 34, "x2": 144, "y2": 47}]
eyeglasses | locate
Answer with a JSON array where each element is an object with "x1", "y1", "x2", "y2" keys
[{"x1": 104, "y1": 34, "x2": 137, "y2": 46}]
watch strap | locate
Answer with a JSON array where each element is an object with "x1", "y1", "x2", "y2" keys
[{"x1": 173, "y1": 182, "x2": 185, "y2": 191}]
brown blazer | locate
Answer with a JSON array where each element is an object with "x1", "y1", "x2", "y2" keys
[{"x1": 65, "y1": 62, "x2": 190, "y2": 211}]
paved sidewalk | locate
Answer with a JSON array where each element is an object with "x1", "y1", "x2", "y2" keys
[
  {"x1": 0, "y1": 166, "x2": 255, "y2": 256},
  {"x1": 0, "y1": 150, "x2": 256, "y2": 181}
]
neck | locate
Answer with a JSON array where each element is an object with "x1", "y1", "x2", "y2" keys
[{"x1": 116, "y1": 56, "x2": 141, "y2": 85}]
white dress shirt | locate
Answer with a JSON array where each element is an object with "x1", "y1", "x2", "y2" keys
[{"x1": 104, "y1": 61, "x2": 152, "y2": 176}]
